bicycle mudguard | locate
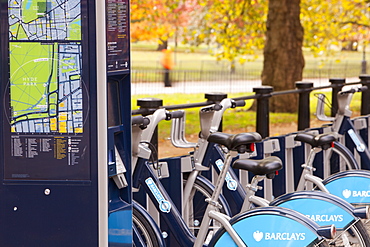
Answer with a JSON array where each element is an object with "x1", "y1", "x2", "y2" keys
[
  {"x1": 270, "y1": 191, "x2": 356, "y2": 230},
  {"x1": 323, "y1": 170, "x2": 370, "y2": 204},
  {"x1": 208, "y1": 207, "x2": 327, "y2": 247}
]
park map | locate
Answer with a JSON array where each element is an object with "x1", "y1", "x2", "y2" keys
[
  {"x1": 8, "y1": 0, "x2": 83, "y2": 134},
  {"x1": 4, "y1": 0, "x2": 90, "y2": 180}
]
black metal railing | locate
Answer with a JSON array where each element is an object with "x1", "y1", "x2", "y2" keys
[{"x1": 132, "y1": 75, "x2": 370, "y2": 140}]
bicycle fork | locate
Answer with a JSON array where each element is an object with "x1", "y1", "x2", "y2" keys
[{"x1": 193, "y1": 151, "x2": 246, "y2": 247}]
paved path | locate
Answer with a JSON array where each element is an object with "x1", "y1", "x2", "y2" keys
[{"x1": 131, "y1": 78, "x2": 360, "y2": 95}]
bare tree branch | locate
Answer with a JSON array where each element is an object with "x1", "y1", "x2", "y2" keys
[{"x1": 340, "y1": 21, "x2": 370, "y2": 28}]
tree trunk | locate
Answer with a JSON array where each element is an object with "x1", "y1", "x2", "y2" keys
[
  {"x1": 157, "y1": 39, "x2": 168, "y2": 51},
  {"x1": 261, "y1": 0, "x2": 304, "y2": 113}
]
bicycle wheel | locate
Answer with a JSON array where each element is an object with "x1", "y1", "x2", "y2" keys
[
  {"x1": 327, "y1": 221, "x2": 370, "y2": 247},
  {"x1": 133, "y1": 202, "x2": 163, "y2": 247},
  {"x1": 359, "y1": 217, "x2": 370, "y2": 244},
  {"x1": 324, "y1": 141, "x2": 359, "y2": 174},
  {"x1": 182, "y1": 174, "x2": 231, "y2": 239}
]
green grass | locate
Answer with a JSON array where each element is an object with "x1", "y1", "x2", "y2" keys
[{"x1": 131, "y1": 42, "x2": 364, "y2": 139}]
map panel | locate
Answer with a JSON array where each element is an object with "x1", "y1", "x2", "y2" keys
[
  {"x1": 9, "y1": 42, "x2": 83, "y2": 134},
  {"x1": 9, "y1": 0, "x2": 81, "y2": 41},
  {"x1": 4, "y1": 0, "x2": 90, "y2": 181}
]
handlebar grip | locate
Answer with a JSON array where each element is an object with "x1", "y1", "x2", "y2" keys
[
  {"x1": 340, "y1": 85, "x2": 368, "y2": 95},
  {"x1": 132, "y1": 116, "x2": 150, "y2": 126},
  {"x1": 359, "y1": 85, "x2": 368, "y2": 92},
  {"x1": 232, "y1": 100, "x2": 246, "y2": 108},
  {"x1": 166, "y1": 110, "x2": 184, "y2": 120},
  {"x1": 340, "y1": 88, "x2": 355, "y2": 94}
]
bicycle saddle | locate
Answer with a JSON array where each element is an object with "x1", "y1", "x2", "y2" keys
[
  {"x1": 207, "y1": 132, "x2": 262, "y2": 153},
  {"x1": 232, "y1": 156, "x2": 282, "y2": 179},
  {"x1": 294, "y1": 132, "x2": 337, "y2": 150}
]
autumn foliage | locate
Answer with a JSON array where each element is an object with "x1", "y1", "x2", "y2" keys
[{"x1": 131, "y1": 0, "x2": 370, "y2": 58}]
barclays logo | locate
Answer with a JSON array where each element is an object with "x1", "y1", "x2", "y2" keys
[
  {"x1": 145, "y1": 177, "x2": 172, "y2": 213},
  {"x1": 342, "y1": 189, "x2": 351, "y2": 198},
  {"x1": 253, "y1": 230, "x2": 306, "y2": 242},
  {"x1": 305, "y1": 214, "x2": 343, "y2": 222},
  {"x1": 253, "y1": 231, "x2": 263, "y2": 242},
  {"x1": 342, "y1": 189, "x2": 370, "y2": 198},
  {"x1": 215, "y1": 159, "x2": 237, "y2": 191}
]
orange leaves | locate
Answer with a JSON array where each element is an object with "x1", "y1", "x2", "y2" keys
[{"x1": 131, "y1": 0, "x2": 202, "y2": 43}]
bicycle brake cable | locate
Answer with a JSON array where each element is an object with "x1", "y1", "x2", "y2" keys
[
  {"x1": 140, "y1": 141, "x2": 160, "y2": 171},
  {"x1": 313, "y1": 93, "x2": 337, "y2": 114}
]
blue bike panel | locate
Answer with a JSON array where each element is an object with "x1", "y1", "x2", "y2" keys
[
  {"x1": 214, "y1": 214, "x2": 319, "y2": 247},
  {"x1": 109, "y1": 209, "x2": 132, "y2": 245},
  {"x1": 325, "y1": 175, "x2": 370, "y2": 204},
  {"x1": 275, "y1": 198, "x2": 354, "y2": 229}
]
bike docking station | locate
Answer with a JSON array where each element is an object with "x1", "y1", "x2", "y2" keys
[
  {"x1": 0, "y1": 0, "x2": 131, "y2": 246},
  {"x1": 127, "y1": 81, "x2": 370, "y2": 246}
]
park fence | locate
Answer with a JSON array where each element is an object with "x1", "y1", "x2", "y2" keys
[{"x1": 131, "y1": 65, "x2": 364, "y2": 95}]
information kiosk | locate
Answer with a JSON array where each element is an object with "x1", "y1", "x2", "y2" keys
[{"x1": 0, "y1": 0, "x2": 131, "y2": 246}]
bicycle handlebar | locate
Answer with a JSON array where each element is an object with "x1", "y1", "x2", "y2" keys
[
  {"x1": 165, "y1": 110, "x2": 185, "y2": 120},
  {"x1": 340, "y1": 85, "x2": 368, "y2": 95},
  {"x1": 232, "y1": 100, "x2": 246, "y2": 108},
  {"x1": 200, "y1": 103, "x2": 223, "y2": 113},
  {"x1": 132, "y1": 116, "x2": 150, "y2": 126}
]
